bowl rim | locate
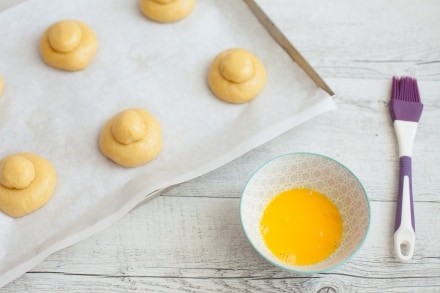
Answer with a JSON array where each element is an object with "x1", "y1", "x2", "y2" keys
[{"x1": 239, "y1": 152, "x2": 371, "y2": 274}]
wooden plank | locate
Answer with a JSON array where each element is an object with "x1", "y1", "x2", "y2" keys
[
  {"x1": 1, "y1": 197, "x2": 439, "y2": 292},
  {"x1": 255, "y1": 0, "x2": 440, "y2": 81}
]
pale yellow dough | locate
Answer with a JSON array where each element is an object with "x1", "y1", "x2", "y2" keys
[
  {"x1": 208, "y1": 48, "x2": 267, "y2": 104},
  {"x1": 0, "y1": 153, "x2": 57, "y2": 218},
  {"x1": 40, "y1": 20, "x2": 98, "y2": 71},
  {"x1": 0, "y1": 76, "x2": 3, "y2": 96},
  {"x1": 139, "y1": 0, "x2": 195, "y2": 23},
  {"x1": 100, "y1": 109, "x2": 163, "y2": 167}
]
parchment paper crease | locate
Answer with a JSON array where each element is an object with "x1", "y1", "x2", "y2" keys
[{"x1": 0, "y1": 0, "x2": 336, "y2": 287}]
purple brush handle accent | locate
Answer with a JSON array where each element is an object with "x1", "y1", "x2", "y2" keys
[{"x1": 394, "y1": 156, "x2": 415, "y2": 232}]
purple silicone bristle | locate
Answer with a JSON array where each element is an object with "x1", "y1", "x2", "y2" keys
[
  {"x1": 392, "y1": 76, "x2": 421, "y2": 102},
  {"x1": 390, "y1": 76, "x2": 423, "y2": 122}
]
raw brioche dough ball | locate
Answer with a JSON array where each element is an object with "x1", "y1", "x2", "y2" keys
[
  {"x1": 0, "y1": 153, "x2": 57, "y2": 218},
  {"x1": 99, "y1": 109, "x2": 163, "y2": 167},
  {"x1": 40, "y1": 20, "x2": 98, "y2": 71},
  {"x1": 208, "y1": 48, "x2": 267, "y2": 104},
  {"x1": 139, "y1": 0, "x2": 195, "y2": 23},
  {"x1": 0, "y1": 76, "x2": 3, "y2": 96}
]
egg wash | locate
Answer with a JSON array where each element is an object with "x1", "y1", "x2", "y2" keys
[{"x1": 260, "y1": 188, "x2": 343, "y2": 265}]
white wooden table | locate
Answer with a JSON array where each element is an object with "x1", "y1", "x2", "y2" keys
[{"x1": 2, "y1": 0, "x2": 440, "y2": 292}]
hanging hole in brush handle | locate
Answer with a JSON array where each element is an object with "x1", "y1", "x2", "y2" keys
[
  {"x1": 394, "y1": 157, "x2": 415, "y2": 261},
  {"x1": 394, "y1": 227, "x2": 415, "y2": 261}
]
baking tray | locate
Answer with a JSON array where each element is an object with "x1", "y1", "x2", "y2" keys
[{"x1": 0, "y1": 0, "x2": 335, "y2": 287}]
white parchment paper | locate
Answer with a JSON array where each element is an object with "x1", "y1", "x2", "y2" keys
[{"x1": 0, "y1": 0, "x2": 336, "y2": 286}]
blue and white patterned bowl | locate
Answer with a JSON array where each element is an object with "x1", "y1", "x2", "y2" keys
[{"x1": 240, "y1": 153, "x2": 370, "y2": 274}]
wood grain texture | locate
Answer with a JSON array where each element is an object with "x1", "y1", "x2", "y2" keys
[
  {"x1": 258, "y1": 0, "x2": 440, "y2": 81},
  {"x1": 1, "y1": 0, "x2": 440, "y2": 292}
]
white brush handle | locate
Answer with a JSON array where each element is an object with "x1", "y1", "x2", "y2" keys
[
  {"x1": 394, "y1": 175, "x2": 415, "y2": 261},
  {"x1": 393, "y1": 120, "x2": 418, "y2": 261}
]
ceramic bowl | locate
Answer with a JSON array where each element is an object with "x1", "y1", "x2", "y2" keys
[{"x1": 240, "y1": 152, "x2": 370, "y2": 274}]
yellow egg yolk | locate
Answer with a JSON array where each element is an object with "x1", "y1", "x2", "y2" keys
[{"x1": 260, "y1": 188, "x2": 343, "y2": 265}]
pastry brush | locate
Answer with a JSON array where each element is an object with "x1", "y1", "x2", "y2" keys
[{"x1": 389, "y1": 76, "x2": 423, "y2": 261}]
